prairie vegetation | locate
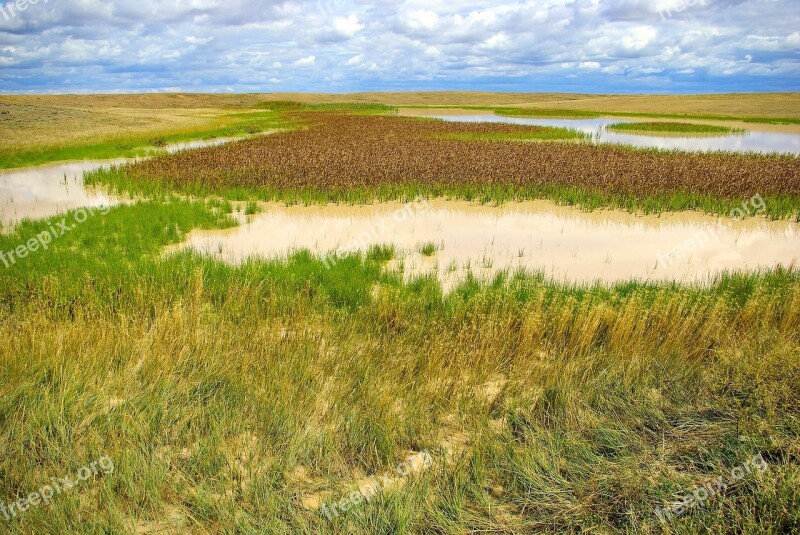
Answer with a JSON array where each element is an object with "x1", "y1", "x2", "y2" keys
[
  {"x1": 2, "y1": 93, "x2": 799, "y2": 168},
  {"x1": 89, "y1": 112, "x2": 800, "y2": 218},
  {"x1": 2, "y1": 95, "x2": 800, "y2": 534},
  {"x1": 0, "y1": 200, "x2": 798, "y2": 533},
  {"x1": 6, "y1": 91, "x2": 798, "y2": 117}
]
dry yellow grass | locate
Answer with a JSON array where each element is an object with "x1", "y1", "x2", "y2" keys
[{"x1": 0, "y1": 101, "x2": 236, "y2": 151}]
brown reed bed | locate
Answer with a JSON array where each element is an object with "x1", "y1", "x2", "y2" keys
[{"x1": 96, "y1": 113, "x2": 800, "y2": 215}]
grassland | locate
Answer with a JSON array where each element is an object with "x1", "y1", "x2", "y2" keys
[
  {"x1": 0, "y1": 199, "x2": 798, "y2": 533},
  {"x1": 2, "y1": 92, "x2": 799, "y2": 169},
  {"x1": 607, "y1": 122, "x2": 745, "y2": 135},
  {"x1": 87, "y1": 112, "x2": 800, "y2": 219},
  {"x1": 2, "y1": 94, "x2": 800, "y2": 534}
]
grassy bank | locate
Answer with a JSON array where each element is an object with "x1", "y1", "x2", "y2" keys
[
  {"x1": 256, "y1": 101, "x2": 397, "y2": 115},
  {"x1": 0, "y1": 200, "x2": 798, "y2": 533},
  {"x1": 6, "y1": 92, "x2": 799, "y2": 118}
]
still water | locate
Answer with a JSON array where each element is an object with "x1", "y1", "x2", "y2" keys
[
  {"x1": 173, "y1": 200, "x2": 800, "y2": 289},
  {"x1": 436, "y1": 115, "x2": 800, "y2": 155}
]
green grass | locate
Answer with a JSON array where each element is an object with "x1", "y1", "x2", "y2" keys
[
  {"x1": 0, "y1": 199, "x2": 798, "y2": 533},
  {"x1": 417, "y1": 242, "x2": 439, "y2": 256},
  {"x1": 244, "y1": 200, "x2": 260, "y2": 215},
  {"x1": 607, "y1": 122, "x2": 745, "y2": 135}
]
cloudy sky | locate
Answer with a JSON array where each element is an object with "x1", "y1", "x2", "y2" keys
[{"x1": 0, "y1": 0, "x2": 798, "y2": 94}]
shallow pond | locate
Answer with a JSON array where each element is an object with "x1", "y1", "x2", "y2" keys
[
  {"x1": 436, "y1": 115, "x2": 800, "y2": 155},
  {"x1": 173, "y1": 200, "x2": 800, "y2": 289}
]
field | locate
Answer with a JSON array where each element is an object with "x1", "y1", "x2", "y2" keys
[{"x1": 2, "y1": 94, "x2": 800, "y2": 534}]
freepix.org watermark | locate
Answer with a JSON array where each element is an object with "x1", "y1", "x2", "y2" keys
[
  {"x1": 0, "y1": 204, "x2": 111, "y2": 269},
  {"x1": 658, "y1": 0, "x2": 707, "y2": 21},
  {"x1": 656, "y1": 194, "x2": 765, "y2": 269},
  {"x1": 0, "y1": 0, "x2": 48, "y2": 22},
  {"x1": 655, "y1": 453, "x2": 768, "y2": 523},
  {"x1": 321, "y1": 196, "x2": 430, "y2": 270},
  {"x1": 1, "y1": 455, "x2": 114, "y2": 522},
  {"x1": 320, "y1": 450, "x2": 433, "y2": 521}
]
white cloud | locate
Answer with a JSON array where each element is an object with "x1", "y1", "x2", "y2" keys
[
  {"x1": 481, "y1": 32, "x2": 511, "y2": 50},
  {"x1": 400, "y1": 9, "x2": 440, "y2": 32},
  {"x1": 332, "y1": 14, "x2": 364, "y2": 39},
  {"x1": 294, "y1": 55, "x2": 316, "y2": 66}
]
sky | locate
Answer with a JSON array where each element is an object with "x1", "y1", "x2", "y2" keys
[{"x1": 0, "y1": 0, "x2": 798, "y2": 94}]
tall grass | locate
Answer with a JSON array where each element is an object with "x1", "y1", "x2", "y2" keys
[{"x1": 0, "y1": 200, "x2": 798, "y2": 533}]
